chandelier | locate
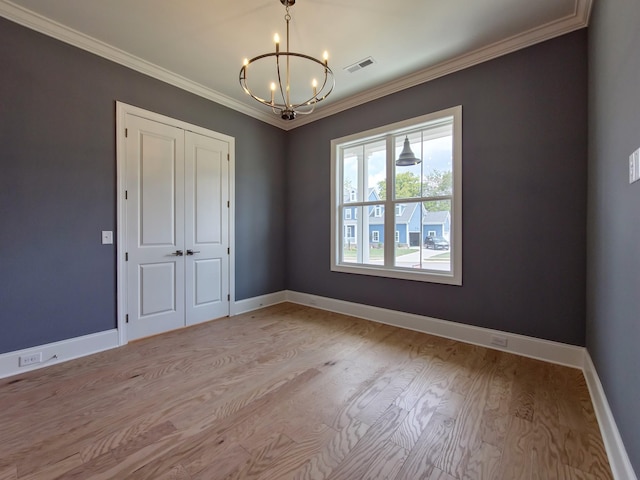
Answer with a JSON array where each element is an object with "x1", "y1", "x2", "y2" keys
[{"x1": 239, "y1": 0, "x2": 335, "y2": 120}]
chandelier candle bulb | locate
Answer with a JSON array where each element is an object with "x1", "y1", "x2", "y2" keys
[
  {"x1": 270, "y1": 82, "x2": 276, "y2": 104},
  {"x1": 323, "y1": 51, "x2": 329, "y2": 66},
  {"x1": 312, "y1": 79, "x2": 317, "y2": 96},
  {"x1": 274, "y1": 33, "x2": 280, "y2": 53}
]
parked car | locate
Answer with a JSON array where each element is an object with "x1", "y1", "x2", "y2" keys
[{"x1": 424, "y1": 236, "x2": 449, "y2": 250}]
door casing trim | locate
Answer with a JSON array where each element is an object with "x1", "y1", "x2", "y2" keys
[{"x1": 115, "y1": 101, "x2": 236, "y2": 345}]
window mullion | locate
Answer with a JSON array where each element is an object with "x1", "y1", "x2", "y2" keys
[
  {"x1": 359, "y1": 145, "x2": 367, "y2": 264},
  {"x1": 384, "y1": 134, "x2": 394, "y2": 267}
]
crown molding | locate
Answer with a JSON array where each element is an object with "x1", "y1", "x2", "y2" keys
[
  {"x1": 0, "y1": 0, "x2": 284, "y2": 129},
  {"x1": 289, "y1": 0, "x2": 592, "y2": 129},
  {"x1": 0, "y1": 0, "x2": 591, "y2": 131}
]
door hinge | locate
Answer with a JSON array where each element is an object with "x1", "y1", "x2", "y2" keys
[
  {"x1": 125, "y1": 128, "x2": 128, "y2": 138},
  {"x1": 227, "y1": 201, "x2": 230, "y2": 208},
  {"x1": 227, "y1": 247, "x2": 230, "y2": 255},
  {"x1": 126, "y1": 252, "x2": 129, "y2": 261},
  {"x1": 126, "y1": 314, "x2": 129, "y2": 323},
  {"x1": 227, "y1": 294, "x2": 230, "y2": 301},
  {"x1": 125, "y1": 190, "x2": 128, "y2": 200},
  {"x1": 227, "y1": 153, "x2": 230, "y2": 161}
]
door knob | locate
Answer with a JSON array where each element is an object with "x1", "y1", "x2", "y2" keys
[
  {"x1": 171, "y1": 250, "x2": 184, "y2": 256},
  {"x1": 186, "y1": 249, "x2": 200, "y2": 256}
]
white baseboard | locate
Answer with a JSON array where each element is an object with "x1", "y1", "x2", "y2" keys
[
  {"x1": 231, "y1": 290, "x2": 288, "y2": 316},
  {"x1": 0, "y1": 329, "x2": 119, "y2": 380},
  {"x1": 285, "y1": 290, "x2": 585, "y2": 368},
  {"x1": 583, "y1": 353, "x2": 638, "y2": 480}
]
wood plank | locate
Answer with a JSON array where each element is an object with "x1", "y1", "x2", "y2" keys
[
  {"x1": 289, "y1": 418, "x2": 369, "y2": 480},
  {"x1": 0, "y1": 466, "x2": 16, "y2": 480},
  {"x1": 393, "y1": 412, "x2": 455, "y2": 480},
  {"x1": 326, "y1": 405, "x2": 408, "y2": 480}
]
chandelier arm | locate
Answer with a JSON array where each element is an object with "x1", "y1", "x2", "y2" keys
[
  {"x1": 240, "y1": 53, "x2": 334, "y2": 110},
  {"x1": 275, "y1": 54, "x2": 287, "y2": 108},
  {"x1": 239, "y1": 66, "x2": 276, "y2": 106}
]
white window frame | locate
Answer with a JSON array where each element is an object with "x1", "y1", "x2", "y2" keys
[
  {"x1": 372, "y1": 231, "x2": 379, "y2": 242},
  {"x1": 374, "y1": 205, "x2": 382, "y2": 217},
  {"x1": 395, "y1": 230, "x2": 400, "y2": 243},
  {"x1": 427, "y1": 230, "x2": 436, "y2": 237},
  {"x1": 330, "y1": 106, "x2": 462, "y2": 285},
  {"x1": 345, "y1": 209, "x2": 352, "y2": 220}
]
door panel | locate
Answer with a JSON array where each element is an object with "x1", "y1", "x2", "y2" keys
[
  {"x1": 185, "y1": 131, "x2": 229, "y2": 325},
  {"x1": 140, "y1": 134, "x2": 178, "y2": 245},
  {"x1": 126, "y1": 114, "x2": 185, "y2": 340},
  {"x1": 139, "y1": 263, "x2": 177, "y2": 316},
  {"x1": 195, "y1": 259, "x2": 221, "y2": 305}
]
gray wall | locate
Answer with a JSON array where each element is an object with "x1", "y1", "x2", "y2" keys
[
  {"x1": 588, "y1": 0, "x2": 640, "y2": 472},
  {"x1": 286, "y1": 31, "x2": 588, "y2": 346},
  {"x1": 0, "y1": 18, "x2": 287, "y2": 354}
]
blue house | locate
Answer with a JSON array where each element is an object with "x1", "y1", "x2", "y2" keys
[{"x1": 343, "y1": 188, "x2": 450, "y2": 247}]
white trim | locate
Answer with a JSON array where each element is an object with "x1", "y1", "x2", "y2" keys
[
  {"x1": 1, "y1": 288, "x2": 635, "y2": 479},
  {"x1": 285, "y1": 290, "x2": 584, "y2": 368},
  {"x1": 116, "y1": 102, "x2": 235, "y2": 345},
  {"x1": 0, "y1": 330, "x2": 119, "y2": 380},
  {"x1": 0, "y1": 0, "x2": 282, "y2": 129},
  {"x1": 289, "y1": 0, "x2": 592, "y2": 129},
  {"x1": 583, "y1": 353, "x2": 638, "y2": 480},
  {"x1": 0, "y1": 0, "x2": 591, "y2": 131},
  {"x1": 231, "y1": 291, "x2": 288, "y2": 316},
  {"x1": 331, "y1": 106, "x2": 462, "y2": 286}
]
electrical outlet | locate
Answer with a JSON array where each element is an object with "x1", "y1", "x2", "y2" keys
[
  {"x1": 490, "y1": 335, "x2": 508, "y2": 348},
  {"x1": 19, "y1": 352, "x2": 42, "y2": 367}
]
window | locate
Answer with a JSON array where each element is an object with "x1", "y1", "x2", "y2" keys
[
  {"x1": 345, "y1": 209, "x2": 352, "y2": 220},
  {"x1": 331, "y1": 106, "x2": 462, "y2": 285}
]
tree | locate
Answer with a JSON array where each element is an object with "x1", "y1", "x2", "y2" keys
[
  {"x1": 377, "y1": 170, "x2": 451, "y2": 212},
  {"x1": 377, "y1": 172, "x2": 421, "y2": 200},
  {"x1": 422, "y1": 170, "x2": 452, "y2": 212}
]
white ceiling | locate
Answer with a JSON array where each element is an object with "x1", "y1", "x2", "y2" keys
[{"x1": 0, "y1": 0, "x2": 591, "y2": 129}]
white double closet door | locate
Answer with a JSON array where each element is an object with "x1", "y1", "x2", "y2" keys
[{"x1": 124, "y1": 113, "x2": 230, "y2": 341}]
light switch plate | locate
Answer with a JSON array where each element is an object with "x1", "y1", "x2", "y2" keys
[
  {"x1": 630, "y1": 149, "x2": 640, "y2": 184},
  {"x1": 101, "y1": 230, "x2": 113, "y2": 244}
]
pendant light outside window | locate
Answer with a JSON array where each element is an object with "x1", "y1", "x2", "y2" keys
[{"x1": 396, "y1": 136, "x2": 421, "y2": 166}]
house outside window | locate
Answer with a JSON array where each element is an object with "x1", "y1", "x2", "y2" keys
[
  {"x1": 345, "y1": 209, "x2": 351, "y2": 220},
  {"x1": 331, "y1": 106, "x2": 462, "y2": 285}
]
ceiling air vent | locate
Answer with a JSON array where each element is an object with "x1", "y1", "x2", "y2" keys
[{"x1": 344, "y1": 57, "x2": 375, "y2": 74}]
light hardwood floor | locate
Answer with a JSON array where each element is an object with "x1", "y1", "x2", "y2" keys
[{"x1": 0, "y1": 303, "x2": 612, "y2": 479}]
